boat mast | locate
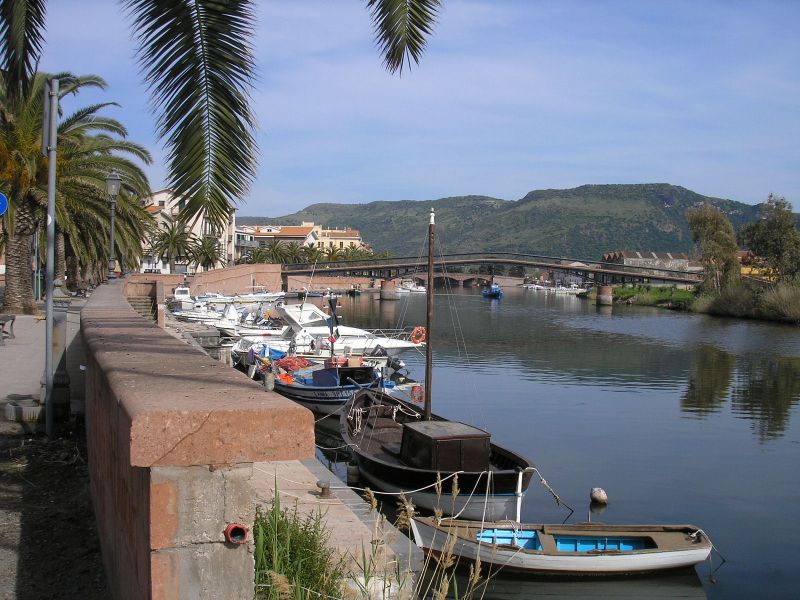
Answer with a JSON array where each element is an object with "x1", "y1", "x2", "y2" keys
[{"x1": 425, "y1": 209, "x2": 435, "y2": 420}]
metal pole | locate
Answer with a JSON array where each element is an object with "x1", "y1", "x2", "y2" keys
[
  {"x1": 108, "y1": 197, "x2": 116, "y2": 279},
  {"x1": 424, "y1": 209, "x2": 435, "y2": 420},
  {"x1": 44, "y1": 78, "x2": 59, "y2": 439}
]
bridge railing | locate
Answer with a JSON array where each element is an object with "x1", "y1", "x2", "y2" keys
[{"x1": 282, "y1": 252, "x2": 701, "y2": 282}]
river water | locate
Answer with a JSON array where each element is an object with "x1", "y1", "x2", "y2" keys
[{"x1": 323, "y1": 286, "x2": 800, "y2": 599}]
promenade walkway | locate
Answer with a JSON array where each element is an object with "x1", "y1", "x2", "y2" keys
[{"x1": 0, "y1": 300, "x2": 105, "y2": 599}]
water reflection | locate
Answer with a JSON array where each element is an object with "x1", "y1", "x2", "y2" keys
[
  {"x1": 731, "y1": 356, "x2": 800, "y2": 442},
  {"x1": 443, "y1": 568, "x2": 707, "y2": 599},
  {"x1": 681, "y1": 345, "x2": 735, "y2": 417}
]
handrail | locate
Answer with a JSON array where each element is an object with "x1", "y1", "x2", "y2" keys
[{"x1": 281, "y1": 251, "x2": 701, "y2": 282}]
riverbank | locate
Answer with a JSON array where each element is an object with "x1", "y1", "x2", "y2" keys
[{"x1": 590, "y1": 283, "x2": 800, "y2": 325}]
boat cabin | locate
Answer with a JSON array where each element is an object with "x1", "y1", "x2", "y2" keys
[{"x1": 400, "y1": 421, "x2": 491, "y2": 472}]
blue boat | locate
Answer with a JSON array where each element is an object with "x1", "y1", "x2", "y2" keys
[{"x1": 482, "y1": 283, "x2": 504, "y2": 298}]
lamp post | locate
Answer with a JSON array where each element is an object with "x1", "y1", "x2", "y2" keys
[{"x1": 106, "y1": 169, "x2": 122, "y2": 279}]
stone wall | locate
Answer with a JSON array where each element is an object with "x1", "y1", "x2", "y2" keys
[
  {"x1": 191, "y1": 264, "x2": 282, "y2": 296},
  {"x1": 81, "y1": 282, "x2": 314, "y2": 599},
  {"x1": 285, "y1": 274, "x2": 374, "y2": 292}
]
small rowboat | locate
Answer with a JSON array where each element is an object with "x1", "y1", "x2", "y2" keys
[{"x1": 410, "y1": 517, "x2": 712, "y2": 576}]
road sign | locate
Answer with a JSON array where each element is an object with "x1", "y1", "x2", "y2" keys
[{"x1": 0, "y1": 192, "x2": 8, "y2": 216}]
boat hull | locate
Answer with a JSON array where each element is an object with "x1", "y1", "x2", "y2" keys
[
  {"x1": 273, "y1": 381, "x2": 363, "y2": 414},
  {"x1": 357, "y1": 467, "x2": 521, "y2": 521},
  {"x1": 410, "y1": 518, "x2": 713, "y2": 576},
  {"x1": 341, "y1": 390, "x2": 534, "y2": 520}
]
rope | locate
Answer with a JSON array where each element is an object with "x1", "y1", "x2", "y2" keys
[
  {"x1": 340, "y1": 471, "x2": 466, "y2": 496},
  {"x1": 531, "y1": 467, "x2": 575, "y2": 521}
]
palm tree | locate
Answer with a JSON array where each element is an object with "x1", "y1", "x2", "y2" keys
[
  {"x1": 189, "y1": 236, "x2": 223, "y2": 271},
  {"x1": 323, "y1": 246, "x2": 343, "y2": 262},
  {"x1": 0, "y1": 0, "x2": 440, "y2": 228},
  {"x1": 283, "y1": 241, "x2": 303, "y2": 264},
  {"x1": 1, "y1": 71, "x2": 151, "y2": 311},
  {"x1": 150, "y1": 222, "x2": 192, "y2": 274},
  {"x1": 262, "y1": 240, "x2": 286, "y2": 264},
  {"x1": 303, "y1": 243, "x2": 323, "y2": 264}
]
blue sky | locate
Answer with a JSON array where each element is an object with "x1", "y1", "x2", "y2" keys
[{"x1": 40, "y1": 1, "x2": 800, "y2": 216}]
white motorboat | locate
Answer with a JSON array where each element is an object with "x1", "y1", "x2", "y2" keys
[{"x1": 396, "y1": 278, "x2": 426, "y2": 294}]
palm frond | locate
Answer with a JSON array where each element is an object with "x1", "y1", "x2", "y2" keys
[
  {"x1": 367, "y1": 0, "x2": 440, "y2": 75},
  {"x1": 0, "y1": 0, "x2": 47, "y2": 100},
  {"x1": 124, "y1": 0, "x2": 257, "y2": 229}
]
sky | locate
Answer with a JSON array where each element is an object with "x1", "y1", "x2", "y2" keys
[{"x1": 39, "y1": 0, "x2": 800, "y2": 216}]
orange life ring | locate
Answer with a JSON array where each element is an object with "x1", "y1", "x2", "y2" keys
[
  {"x1": 410, "y1": 384, "x2": 424, "y2": 403},
  {"x1": 411, "y1": 326, "x2": 426, "y2": 344}
]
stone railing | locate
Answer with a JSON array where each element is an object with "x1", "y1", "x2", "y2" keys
[{"x1": 81, "y1": 282, "x2": 314, "y2": 599}]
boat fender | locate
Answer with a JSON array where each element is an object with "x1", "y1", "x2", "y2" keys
[
  {"x1": 411, "y1": 326, "x2": 426, "y2": 344},
  {"x1": 411, "y1": 384, "x2": 424, "y2": 403},
  {"x1": 590, "y1": 487, "x2": 608, "y2": 505}
]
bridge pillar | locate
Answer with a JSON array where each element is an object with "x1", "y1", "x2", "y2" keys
[{"x1": 597, "y1": 285, "x2": 614, "y2": 306}]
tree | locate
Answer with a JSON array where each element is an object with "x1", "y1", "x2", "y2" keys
[
  {"x1": 283, "y1": 241, "x2": 303, "y2": 264},
  {"x1": 739, "y1": 194, "x2": 800, "y2": 282},
  {"x1": 1, "y1": 0, "x2": 440, "y2": 228},
  {"x1": 261, "y1": 240, "x2": 286, "y2": 264},
  {"x1": 687, "y1": 203, "x2": 740, "y2": 293},
  {"x1": 189, "y1": 236, "x2": 223, "y2": 271},
  {"x1": 1, "y1": 71, "x2": 151, "y2": 312},
  {"x1": 303, "y1": 243, "x2": 323, "y2": 264},
  {"x1": 150, "y1": 222, "x2": 191, "y2": 274}
]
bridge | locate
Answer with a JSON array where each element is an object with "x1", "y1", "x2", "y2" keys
[{"x1": 281, "y1": 252, "x2": 701, "y2": 288}]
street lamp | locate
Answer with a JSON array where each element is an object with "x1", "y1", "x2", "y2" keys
[{"x1": 106, "y1": 169, "x2": 122, "y2": 279}]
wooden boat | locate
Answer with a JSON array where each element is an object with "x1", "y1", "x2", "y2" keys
[
  {"x1": 410, "y1": 517, "x2": 713, "y2": 576},
  {"x1": 341, "y1": 390, "x2": 534, "y2": 520},
  {"x1": 272, "y1": 355, "x2": 415, "y2": 415},
  {"x1": 341, "y1": 210, "x2": 534, "y2": 520}
]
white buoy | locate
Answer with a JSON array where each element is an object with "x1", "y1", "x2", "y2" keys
[{"x1": 590, "y1": 487, "x2": 608, "y2": 505}]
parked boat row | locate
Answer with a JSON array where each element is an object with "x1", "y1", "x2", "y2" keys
[
  {"x1": 196, "y1": 212, "x2": 716, "y2": 580},
  {"x1": 348, "y1": 212, "x2": 713, "y2": 578},
  {"x1": 522, "y1": 282, "x2": 589, "y2": 294}
]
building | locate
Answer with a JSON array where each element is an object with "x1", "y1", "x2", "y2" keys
[
  {"x1": 312, "y1": 224, "x2": 364, "y2": 251},
  {"x1": 234, "y1": 222, "x2": 366, "y2": 261},
  {"x1": 602, "y1": 250, "x2": 690, "y2": 272},
  {"x1": 140, "y1": 189, "x2": 236, "y2": 274}
]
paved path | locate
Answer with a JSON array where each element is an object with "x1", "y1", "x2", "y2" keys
[
  {"x1": 0, "y1": 315, "x2": 46, "y2": 434},
  {"x1": 0, "y1": 300, "x2": 97, "y2": 600}
]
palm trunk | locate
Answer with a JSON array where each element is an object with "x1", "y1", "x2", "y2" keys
[
  {"x1": 1, "y1": 202, "x2": 38, "y2": 314},
  {"x1": 55, "y1": 230, "x2": 66, "y2": 288}
]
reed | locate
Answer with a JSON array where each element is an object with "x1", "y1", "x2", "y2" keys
[
  {"x1": 758, "y1": 283, "x2": 800, "y2": 324},
  {"x1": 254, "y1": 491, "x2": 346, "y2": 599}
]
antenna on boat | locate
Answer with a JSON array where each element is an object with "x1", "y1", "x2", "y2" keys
[{"x1": 425, "y1": 208, "x2": 435, "y2": 420}]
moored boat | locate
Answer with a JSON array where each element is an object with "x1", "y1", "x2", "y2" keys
[
  {"x1": 482, "y1": 283, "x2": 504, "y2": 298},
  {"x1": 341, "y1": 210, "x2": 534, "y2": 520},
  {"x1": 410, "y1": 517, "x2": 713, "y2": 576}
]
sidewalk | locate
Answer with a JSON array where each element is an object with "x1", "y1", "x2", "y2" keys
[
  {"x1": 0, "y1": 315, "x2": 46, "y2": 435},
  {"x1": 0, "y1": 300, "x2": 105, "y2": 600}
]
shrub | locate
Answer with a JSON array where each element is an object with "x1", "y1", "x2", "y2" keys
[
  {"x1": 758, "y1": 284, "x2": 800, "y2": 324},
  {"x1": 254, "y1": 493, "x2": 345, "y2": 599}
]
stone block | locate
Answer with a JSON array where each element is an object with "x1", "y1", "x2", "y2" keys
[{"x1": 152, "y1": 543, "x2": 254, "y2": 600}]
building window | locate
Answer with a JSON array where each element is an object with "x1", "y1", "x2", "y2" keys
[
  {"x1": 339, "y1": 242, "x2": 344, "y2": 249},
  {"x1": 158, "y1": 200, "x2": 165, "y2": 207}
]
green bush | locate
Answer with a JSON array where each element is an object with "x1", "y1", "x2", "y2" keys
[{"x1": 254, "y1": 493, "x2": 345, "y2": 599}]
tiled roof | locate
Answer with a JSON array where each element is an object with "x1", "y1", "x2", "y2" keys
[
  {"x1": 145, "y1": 205, "x2": 162, "y2": 214},
  {"x1": 320, "y1": 230, "x2": 360, "y2": 238},
  {"x1": 603, "y1": 250, "x2": 688, "y2": 261}
]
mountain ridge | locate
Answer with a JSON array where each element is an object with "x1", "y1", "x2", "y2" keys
[{"x1": 238, "y1": 184, "x2": 765, "y2": 259}]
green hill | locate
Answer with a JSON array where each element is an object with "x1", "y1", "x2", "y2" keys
[{"x1": 238, "y1": 184, "x2": 763, "y2": 260}]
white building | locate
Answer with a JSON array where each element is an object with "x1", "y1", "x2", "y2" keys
[{"x1": 140, "y1": 189, "x2": 236, "y2": 274}]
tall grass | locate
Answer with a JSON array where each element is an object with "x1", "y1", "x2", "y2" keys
[
  {"x1": 691, "y1": 281, "x2": 800, "y2": 324},
  {"x1": 613, "y1": 285, "x2": 694, "y2": 309},
  {"x1": 758, "y1": 283, "x2": 800, "y2": 324},
  {"x1": 254, "y1": 492, "x2": 345, "y2": 599}
]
